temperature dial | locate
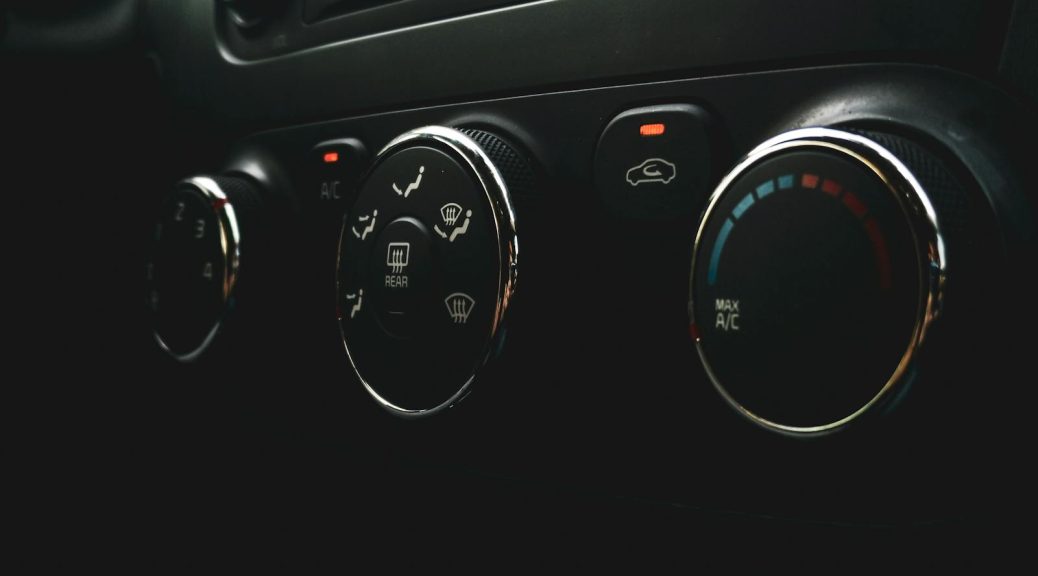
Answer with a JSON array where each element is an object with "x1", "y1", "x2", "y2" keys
[
  {"x1": 690, "y1": 128, "x2": 955, "y2": 434},
  {"x1": 148, "y1": 176, "x2": 262, "y2": 361},
  {"x1": 338, "y1": 126, "x2": 528, "y2": 416}
]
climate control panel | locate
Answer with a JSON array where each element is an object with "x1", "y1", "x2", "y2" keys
[{"x1": 146, "y1": 62, "x2": 1034, "y2": 484}]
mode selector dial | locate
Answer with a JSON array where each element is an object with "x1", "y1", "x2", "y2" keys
[{"x1": 337, "y1": 126, "x2": 526, "y2": 416}]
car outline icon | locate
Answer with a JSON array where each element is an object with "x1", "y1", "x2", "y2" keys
[{"x1": 626, "y1": 158, "x2": 677, "y2": 186}]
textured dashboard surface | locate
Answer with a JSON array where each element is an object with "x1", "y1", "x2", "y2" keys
[{"x1": 144, "y1": 0, "x2": 1013, "y2": 124}]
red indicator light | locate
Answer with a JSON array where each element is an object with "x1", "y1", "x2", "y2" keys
[
  {"x1": 639, "y1": 123, "x2": 666, "y2": 137},
  {"x1": 689, "y1": 323, "x2": 701, "y2": 341},
  {"x1": 801, "y1": 174, "x2": 820, "y2": 189},
  {"x1": 821, "y1": 179, "x2": 843, "y2": 196},
  {"x1": 842, "y1": 191, "x2": 868, "y2": 218},
  {"x1": 323, "y1": 151, "x2": 340, "y2": 164},
  {"x1": 863, "y1": 218, "x2": 893, "y2": 290}
]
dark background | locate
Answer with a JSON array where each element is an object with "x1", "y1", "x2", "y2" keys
[{"x1": 5, "y1": 0, "x2": 1036, "y2": 569}]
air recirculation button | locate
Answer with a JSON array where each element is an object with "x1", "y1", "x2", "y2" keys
[{"x1": 337, "y1": 126, "x2": 524, "y2": 416}]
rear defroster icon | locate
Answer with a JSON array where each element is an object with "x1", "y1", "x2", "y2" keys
[{"x1": 386, "y1": 242, "x2": 410, "y2": 274}]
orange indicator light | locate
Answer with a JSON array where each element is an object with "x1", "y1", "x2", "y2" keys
[
  {"x1": 639, "y1": 123, "x2": 666, "y2": 137},
  {"x1": 323, "y1": 151, "x2": 340, "y2": 164}
]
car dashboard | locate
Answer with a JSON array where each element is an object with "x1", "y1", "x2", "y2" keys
[{"x1": 6, "y1": 0, "x2": 1037, "y2": 569}]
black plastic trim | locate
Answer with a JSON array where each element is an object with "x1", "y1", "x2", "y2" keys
[{"x1": 145, "y1": 0, "x2": 1013, "y2": 126}]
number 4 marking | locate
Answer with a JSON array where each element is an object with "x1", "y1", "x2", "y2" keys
[{"x1": 203, "y1": 261, "x2": 213, "y2": 280}]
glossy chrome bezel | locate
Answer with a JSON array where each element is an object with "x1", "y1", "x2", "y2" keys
[
  {"x1": 338, "y1": 126, "x2": 519, "y2": 418},
  {"x1": 153, "y1": 176, "x2": 242, "y2": 363},
  {"x1": 690, "y1": 127, "x2": 946, "y2": 435}
]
